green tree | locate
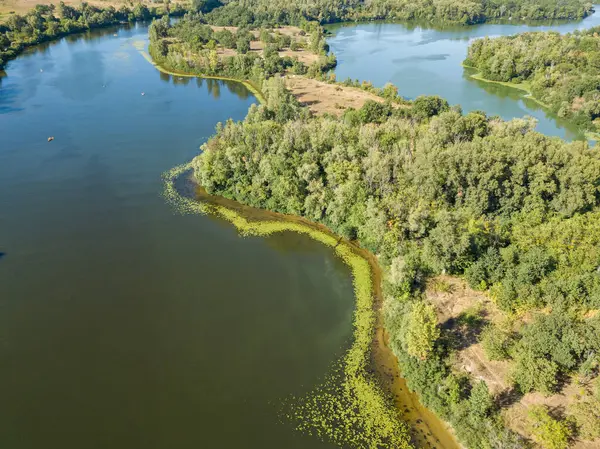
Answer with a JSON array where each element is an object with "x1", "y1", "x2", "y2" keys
[
  {"x1": 236, "y1": 37, "x2": 251, "y2": 54},
  {"x1": 412, "y1": 95, "x2": 449, "y2": 120},
  {"x1": 527, "y1": 406, "x2": 572, "y2": 449},
  {"x1": 480, "y1": 324, "x2": 513, "y2": 361},
  {"x1": 191, "y1": 0, "x2": 222, "y2": 13},
  {"x1": 405, "y1": 301, "x2": 440, "y2": 359},
  {"x1": 469, "y1": 381, "x2": 494, "y2": 417},
  {"x1": 511, "y1": 349, "x2": 559, "y2": 395},
  {"x1": 381, "y1": 82, "x2": 399, "y2": 100}
]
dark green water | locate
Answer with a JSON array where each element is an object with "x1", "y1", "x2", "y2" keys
[
  {"x1": 0, "y1": 24, "x2": 354, "y2": 449},
  {"x1": 327, "y1": 6, "x2": 600, "y2": 141}
]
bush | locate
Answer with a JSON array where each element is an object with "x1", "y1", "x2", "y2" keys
[
  {"x1": 527, "y1": 406, "x2": 572, "y2": 449},
  {"x1": 236, "y1": 37, "x2": 250, "y2": 54},
  {"x1": 412, "y1": 95, "x2": 450, "y2": 120},
  {"x1": 357, "y1": 100, "x2": 392, "y2": 124},
  {"x1": 405, "y1": 301, "x2": 440, "y2": 360},
  {"x1": 569, "y1": 377, "x2": 600, "y2": 439},
  {"x1": 511, "y1": 349, "x2": 559, "y2": 395},
  {"x1": 480, "y1": 324, "x2": 513, "y2": 361},
  {"x1": 465, "y1": 247, "x2": 503, "y2": 290}
]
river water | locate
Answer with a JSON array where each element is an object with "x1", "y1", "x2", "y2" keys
[
  {"x1": 0, "y1": 24, "x2": 354, "y2": 449},
  {"x1": 1, "y1": 10, "x2": 599, "y2": 449},
  {"x1": 327, "y1": 7, "x2": 600, "y2": 141}
]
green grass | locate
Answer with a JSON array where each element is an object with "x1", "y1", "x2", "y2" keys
[{"x1": 162, "y1": 163, "x2": 413, "y2": 448}]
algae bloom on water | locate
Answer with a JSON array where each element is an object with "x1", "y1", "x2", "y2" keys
[{"x1": 162, "y1": 163, "x2": 412, "y2": 449}]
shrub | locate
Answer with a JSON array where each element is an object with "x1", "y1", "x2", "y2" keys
[
  {"x1": 480, "y1": 324, "x2": 513, "y2": 361},
  {"x1": 527, "y1": 406, "x2": 572, "y2": 449}
]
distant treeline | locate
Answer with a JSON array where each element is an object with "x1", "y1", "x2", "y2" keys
[
  {"x1": 200, "y1": 0, "x2": 594, "y2": 26},
  {"x1": 466, "y1": 27, "x2": 600, "y2": 133},
  {"x1": 0, "y1": 2, "x2": 185, "y2": 70}
]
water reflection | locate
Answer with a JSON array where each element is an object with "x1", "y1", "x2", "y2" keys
[
  {"x1": 51, "y1": 50, "x2": 107, "y2": 101},
  {"x1": 461, "y1": 68, "x2": 587, "y2": 139},
  {"x1": 1, "y1": 20, "x2": 355, "y2": 449},
  {"x1": 156, "y1": 71, "x2": 252, "y2": 101},
  {"x1": 327, "y1": 7, "x2": 600, "y2": 141}
]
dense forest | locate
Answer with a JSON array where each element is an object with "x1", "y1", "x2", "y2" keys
[
  {"x1": 190, "y1": 77, "x2": 600, "y2": 448},
  {"x1": 465, "y1": 27, "x2": 600, "y2": 134},
  {"x1": 201, "y1": 0, "x2": 594, "y2": 26},
  {"x1": 148, "y1": 14, "x2": 336, "y2": 85},
  {"x1": 0, "y1": 2, "x2": 184, "y2": 70}
]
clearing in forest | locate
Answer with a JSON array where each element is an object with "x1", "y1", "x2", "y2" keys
[
  {"x1": 210, "y1": 26, "x2": 320, "y2": 66},
  {"x1": 426, "y1": 276, "x2": 600, "y2": 449},
  {"x1": 285, "y1": 75, "x2": 388, "y2": 116}
]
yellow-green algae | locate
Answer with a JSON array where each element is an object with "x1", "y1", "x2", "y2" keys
[{"x1": 163, "y1": 163, "x2": 412, "y2": 448}]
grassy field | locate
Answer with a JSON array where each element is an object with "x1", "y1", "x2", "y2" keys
[{"x1": 0, "y1": 0, "x2": 184, "y2": 21}]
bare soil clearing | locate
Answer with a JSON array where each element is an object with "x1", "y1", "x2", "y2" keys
[
  {"x1": 427, "y1": 275, "x2": 600, "y2": 448},
  {"x1": 427, "y1": 276, "x2": 510, "y2": 395},
  {"x1": 285, "y1": 76, "x2": 387, "y2": 116}
]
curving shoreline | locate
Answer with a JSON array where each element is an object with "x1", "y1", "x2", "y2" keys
[
  {"x1": 162, "y1": 163, "x2": 460, "y2": 449},
  {"x1": 133, "y1": 40, "x2": 266, "y2": 103},
  {"x1": 145, "y1": 32, "x2": 460, "y2": 446},
  {"x1": 462, "y1": 64, "x2": 549, "y2": 108},
  {"x1": 463, "y1": 64, "x2": 599, "y2": 141}
]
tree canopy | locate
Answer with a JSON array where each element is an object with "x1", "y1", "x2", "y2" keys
[
  {"x1": 189, "y1": 73, "x2": 600, "y2": 446},
  {"x1": 203, "y1": 0, "x2": 593, "y2": 26}
]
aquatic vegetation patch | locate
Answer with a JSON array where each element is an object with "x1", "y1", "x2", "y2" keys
[{"x1": 162, "y1": 163, "x2": 412, "y2": 448}]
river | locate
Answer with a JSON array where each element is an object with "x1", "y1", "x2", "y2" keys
[
  {"x1": 1, "y1": 10, "x2": 598, "y2": 449},
  {"x1": 326, "y1": 6, "x2": 600, "y2": 141},
  {"x1": 0, "y1": 24, "x2": 355, "y2": 449}
]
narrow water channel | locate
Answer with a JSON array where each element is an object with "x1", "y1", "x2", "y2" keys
[
  {"x1": 326, "y1": 7, "x2": 600, "y2": 141},
  {"x1": 0, "y1": 24, "x2": 354, "y2": 449}
]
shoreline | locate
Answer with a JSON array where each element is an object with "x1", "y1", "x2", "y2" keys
[
  {"x1": 0, "y1": 14, "x2": 184, "y2": 71},
  {"x1": 162, "y1": 163, "x2": 460, "y2": 449},
  {"x1": 133, "y1": 41, "x2": 267, "y2": 103},
  {"x1": 462, "y1": 64, "x2": 550, "y2": 109},
  {"x1": 145, "y1": 35, "x2": 459, "y2": 448},
  {"x1": 464, "y1": 65, "x2": 600, "y2": 141}
]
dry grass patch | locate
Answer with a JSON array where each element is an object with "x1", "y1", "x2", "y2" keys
[
  {"x1": 285, "y1": 75, "x2": 388, "y2": 116},
  {"x1": 503, "y1": 380, "x2": 600, "y2": 449},
  {"x1": 0, "y1": 0, "x2": 178, "y2": 18},
  {"x1": 427, "y1": 275, "x2": 600, "y2": 448},
  {"x1": 427, "y1": 275, "x2": 511, "y2": 395}
]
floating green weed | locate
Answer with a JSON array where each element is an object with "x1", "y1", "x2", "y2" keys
[{"x1": 163, "y1": 163, "x2": 412, "y2": 448}]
